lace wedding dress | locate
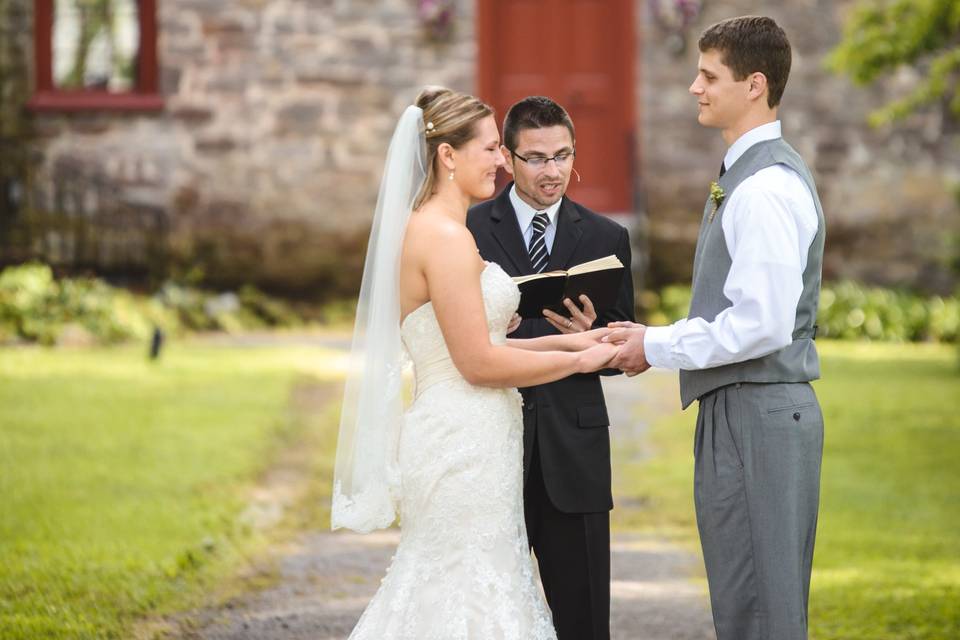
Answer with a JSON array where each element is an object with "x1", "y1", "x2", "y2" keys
[{"x1": 347, "y1": 262, "x2": 557, "y2": 640}]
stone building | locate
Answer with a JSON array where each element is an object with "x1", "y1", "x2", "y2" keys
[{"x1": 1, "y1": 0, "x2": 958, "y2": 298}]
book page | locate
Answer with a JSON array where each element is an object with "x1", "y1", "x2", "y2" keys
[
  {"x1": 566, "y1": 255, "x2": 623, "y2": 276},
  {"x1": 512, "y1": 270, "x2": 568, "y2": 285}
]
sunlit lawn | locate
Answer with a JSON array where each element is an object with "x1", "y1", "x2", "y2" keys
[
  {"x1": 0, "y1": 342, "x2": 343, "y2": 639},
  {"x1": 613, "y1": 340, "x2": 960, "y2": 639},
  {"x1": 4, "y1": 337, "x2": 958, "y2": 639}
]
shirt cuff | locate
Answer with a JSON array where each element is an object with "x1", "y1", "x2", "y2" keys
[{"x1": 643, "y1": 325, "x2": 678, "y2": 370}]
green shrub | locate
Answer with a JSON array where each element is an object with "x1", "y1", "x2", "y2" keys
[
  {"x1": 638, "y1": 281, "x2": 959, "y2": 343},
  {"x1": 817, "y1": 282, "x2": 957, "y2": 342},
  {"x1": 0, "y1": 263, "x2": 303, "y2": 346},
  {"x1": 637, "y1": 285, "x2": 693, "y2": 326},
  {"x1": 0, "y1": 263, "x2": 62, "y2": 344},
  {"x1": 316, "y1": 297, "x2": 359, "y2": 327},
  {"x1": 239, "y1": 284, "x2": 303, "y2": 327}
]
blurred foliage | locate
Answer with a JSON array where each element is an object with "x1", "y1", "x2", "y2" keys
[
  {"x1": 826, "y1": 0, "x2": 960, "y2": 127},
  {"x1": 6, "y1": 260, "x2": 958, "y2": 347},
  {"x1": 0, "y1": 263, "x2": 168, "y2": 345},
  {"x1": 817, "y1": 281, "x2": 958, "y2": 342},
  {"x1": 0, "y1": 263, "x2": 302, "y2": 346},
  {"x1": 638, "y1": 281, "x2": 959, "y2": 343},
  {"x1": 637, "y1": 285, "x2": 693, "y2": 328},
  {"x1": 314, "y1": 297, "x2": 359, "y2": 328}
]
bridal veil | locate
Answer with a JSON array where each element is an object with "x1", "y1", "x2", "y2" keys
[{"x1": 331, "y1": 105, "x2": 427, "y2": 532}]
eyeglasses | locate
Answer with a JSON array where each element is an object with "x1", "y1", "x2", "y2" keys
[{"x1": 510, "y1": 149, "x2": 576, "y2": 169}]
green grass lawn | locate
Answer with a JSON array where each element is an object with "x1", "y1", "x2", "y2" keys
[
  {"x1": 0, "y1": 342, "x2": 342, "y2": 639},
  {"x1": 614, "y1": 340, "x2": 960, "y2": 639},
  {"x1": 4, "y1": 338, "x2": 958, "y2": 639}
]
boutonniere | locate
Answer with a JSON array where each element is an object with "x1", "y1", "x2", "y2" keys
[{"x1": 709, "y1": 181, "x2": 726, "y2": 222}]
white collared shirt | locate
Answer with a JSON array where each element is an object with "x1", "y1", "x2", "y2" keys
[
  {"x1": 644, "y1": 121, "x2": 820, "y2": 371},
  {"x1": 510, "y1": 184, "x2": 562, "y2": 254}
]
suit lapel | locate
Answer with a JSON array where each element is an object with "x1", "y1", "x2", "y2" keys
[
  {"x1": 488, "y1": 183, "x2": 532, "y2": 274},
  {"x1": 546, "y1": 196, "x2": 583, "y2": 271}
]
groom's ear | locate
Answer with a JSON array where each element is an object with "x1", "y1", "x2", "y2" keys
[
  {"x1": 500, "y1": 146, "x2": 515, "y2": 177},
  {"x1": 747, "y1": 71, "x2": 769, "y2": 103}
]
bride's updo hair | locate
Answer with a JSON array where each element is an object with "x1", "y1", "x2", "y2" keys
[{"x1": 413, "y1": 86, "x2": 494, "y2": 209}]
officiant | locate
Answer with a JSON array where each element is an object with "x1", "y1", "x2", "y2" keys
[{"x1": 467, "y1": 96, "x2": 635, "y2": 640}]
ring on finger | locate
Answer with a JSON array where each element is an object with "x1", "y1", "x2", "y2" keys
[{"x1": 567, "y1": 318, "x2": 573, "y2": 328}]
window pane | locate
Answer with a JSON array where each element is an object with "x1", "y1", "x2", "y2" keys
[{"x1": 53, "y1": 0, "x2": 139, "y2": 91}]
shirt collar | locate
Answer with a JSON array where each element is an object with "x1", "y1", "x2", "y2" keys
[
  {"x1": 509, "y1": 184, "x2": 562, "y2": 232},
  {"x1": 723, "y1": 120, "x2": 782, "y2": 172}
]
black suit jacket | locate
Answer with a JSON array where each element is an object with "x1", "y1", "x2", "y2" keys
[{"x1": 467, "y1": 184, "x2": 635, "y2": 513}]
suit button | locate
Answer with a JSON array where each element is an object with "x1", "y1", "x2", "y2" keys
[{"x1": 793, "y1": 412, "x2": 801, "y2": 421}]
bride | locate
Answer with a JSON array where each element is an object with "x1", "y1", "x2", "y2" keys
[{"x1": 332, "y1": 87, "x2": 618, "y2": 639}]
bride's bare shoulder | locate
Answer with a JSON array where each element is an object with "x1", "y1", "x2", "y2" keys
[
  {"x1": 405, "y1": 209, "x2": 484, "y2": 279},
  {"x1": 406, "y1": 209, "x2": 476, "y2": 251}
]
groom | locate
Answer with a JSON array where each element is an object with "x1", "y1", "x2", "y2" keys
[
  {"x1": 606, "y1": 16, "x2": 826, "y2": 640},
  {"x1": 467, "y1": 96, "x2": 634, "y2": 640}
]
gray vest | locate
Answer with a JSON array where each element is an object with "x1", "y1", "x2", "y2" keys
[{"x1": 679, "y1": 137, "x2": 825, "y2": 408}]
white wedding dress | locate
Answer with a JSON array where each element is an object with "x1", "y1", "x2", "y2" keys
[{"x1": 347, "y1": 262, "x2": 557, "y2": 640}]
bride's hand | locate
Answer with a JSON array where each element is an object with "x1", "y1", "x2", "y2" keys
[
  {"x1": 564, "y1": 327, "x2": 613, "y2": 351},
  {"x1": 576, "y1": 342, "x2": 620, "y2": 373}
]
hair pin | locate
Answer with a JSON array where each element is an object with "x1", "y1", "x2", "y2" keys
[{"x1": 425, "y1": 121, "x2": 436, "y2": 133}]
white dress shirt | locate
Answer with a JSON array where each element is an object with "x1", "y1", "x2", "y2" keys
[
  {"x1": 644, "y1": 121, "x2": 820, "y2": 371},
  {"x1": 510, "y1": 184, "x2": 561, "y2": 254}
]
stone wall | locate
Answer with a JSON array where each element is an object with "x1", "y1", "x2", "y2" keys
[
  {"x1": 8, "y1": 0, "x2": 960, "y2": 296},
  {"x1": 19, "y1": 0, "x2": 477, "y2": 296}
]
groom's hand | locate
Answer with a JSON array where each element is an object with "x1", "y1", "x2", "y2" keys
[
  {"x1": 604, "y1": 322, "x2": 651, "y2": 376},
  {"x1": 542, "y1": 295, "x2": 597, "y2": 334}
]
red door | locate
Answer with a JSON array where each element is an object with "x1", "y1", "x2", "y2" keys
[{"x1": 478, "y1": 0, "x2": 637, "y2": 213}]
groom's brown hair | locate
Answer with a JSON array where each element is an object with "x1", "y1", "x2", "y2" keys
[{"x1": 698, "y1": 16, "x2": 792, "y2": 108}]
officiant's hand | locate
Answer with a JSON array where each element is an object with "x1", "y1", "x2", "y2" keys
[
  {"x1": 603, "y1": 321, "x2": 651, "y2": 376},
  {"x1": 542, "y1": 295, "x2": 597, "y2": 334}
]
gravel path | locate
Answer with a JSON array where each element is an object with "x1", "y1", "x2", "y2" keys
[
  {"x1": 603, "y1": 374, "x2": 715, "y2": 639},
  {"x1": 183, "y1": 527, "x2": 712, "y2": 640},
  {"x1": 175, "y1": 336, "x2": 715, "y2": 639}
]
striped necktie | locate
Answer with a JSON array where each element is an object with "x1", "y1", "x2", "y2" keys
[{"x1": 528, "y1": 211, "x2": 550, "y2": 273}]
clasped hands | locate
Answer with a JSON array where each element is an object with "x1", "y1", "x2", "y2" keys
[
  {"x1": 559, "y1": 321, "x2": 650, "y2": 375},
  {"x1": 559, "y1": 321, "x2": 652, "y2": 377},
  {"x1": 600, "y1": 321, "x2": 651, "y2": 376},
  {"x1": 506, "y1": 294, "x2": 651, "y2": 376}
]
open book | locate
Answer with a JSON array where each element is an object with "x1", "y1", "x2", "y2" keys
[{"x1": 512, "y1": 255, "x2": 625, "y2": 319}]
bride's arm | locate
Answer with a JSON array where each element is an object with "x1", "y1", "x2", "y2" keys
[
  {"x1": 418, "y1": 221, "x2": 616, "y2": 388},
  {"x1": 506, "y1": 335, "x2": 569, "y2": 351},
  {"x1": 506, "y1": 329, "x2": 609, "y2": 352}
]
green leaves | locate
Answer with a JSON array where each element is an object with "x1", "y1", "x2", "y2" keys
[
  {"x1": 0, "y1": 263, "x2": 302, "y2": 346},
  {"x1": 817, "y1": 281, "x2": 959, "y2": 342},
  {"x1": 639, "y1": 280, "x2": 960, "y2": 343},
  {"x1": 0, "y1": 263, "x2": 168, "y2": 345},
  {"x1": 826, "y1": 0, "x2": 960, "y2": 125},
  {"x1": 708, "y1": 181, "x2": 726, "y2": 222}
]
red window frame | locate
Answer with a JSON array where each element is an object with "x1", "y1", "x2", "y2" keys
[{"x1": 28, "y1": 0, "x2": 163, "y2": 112}]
